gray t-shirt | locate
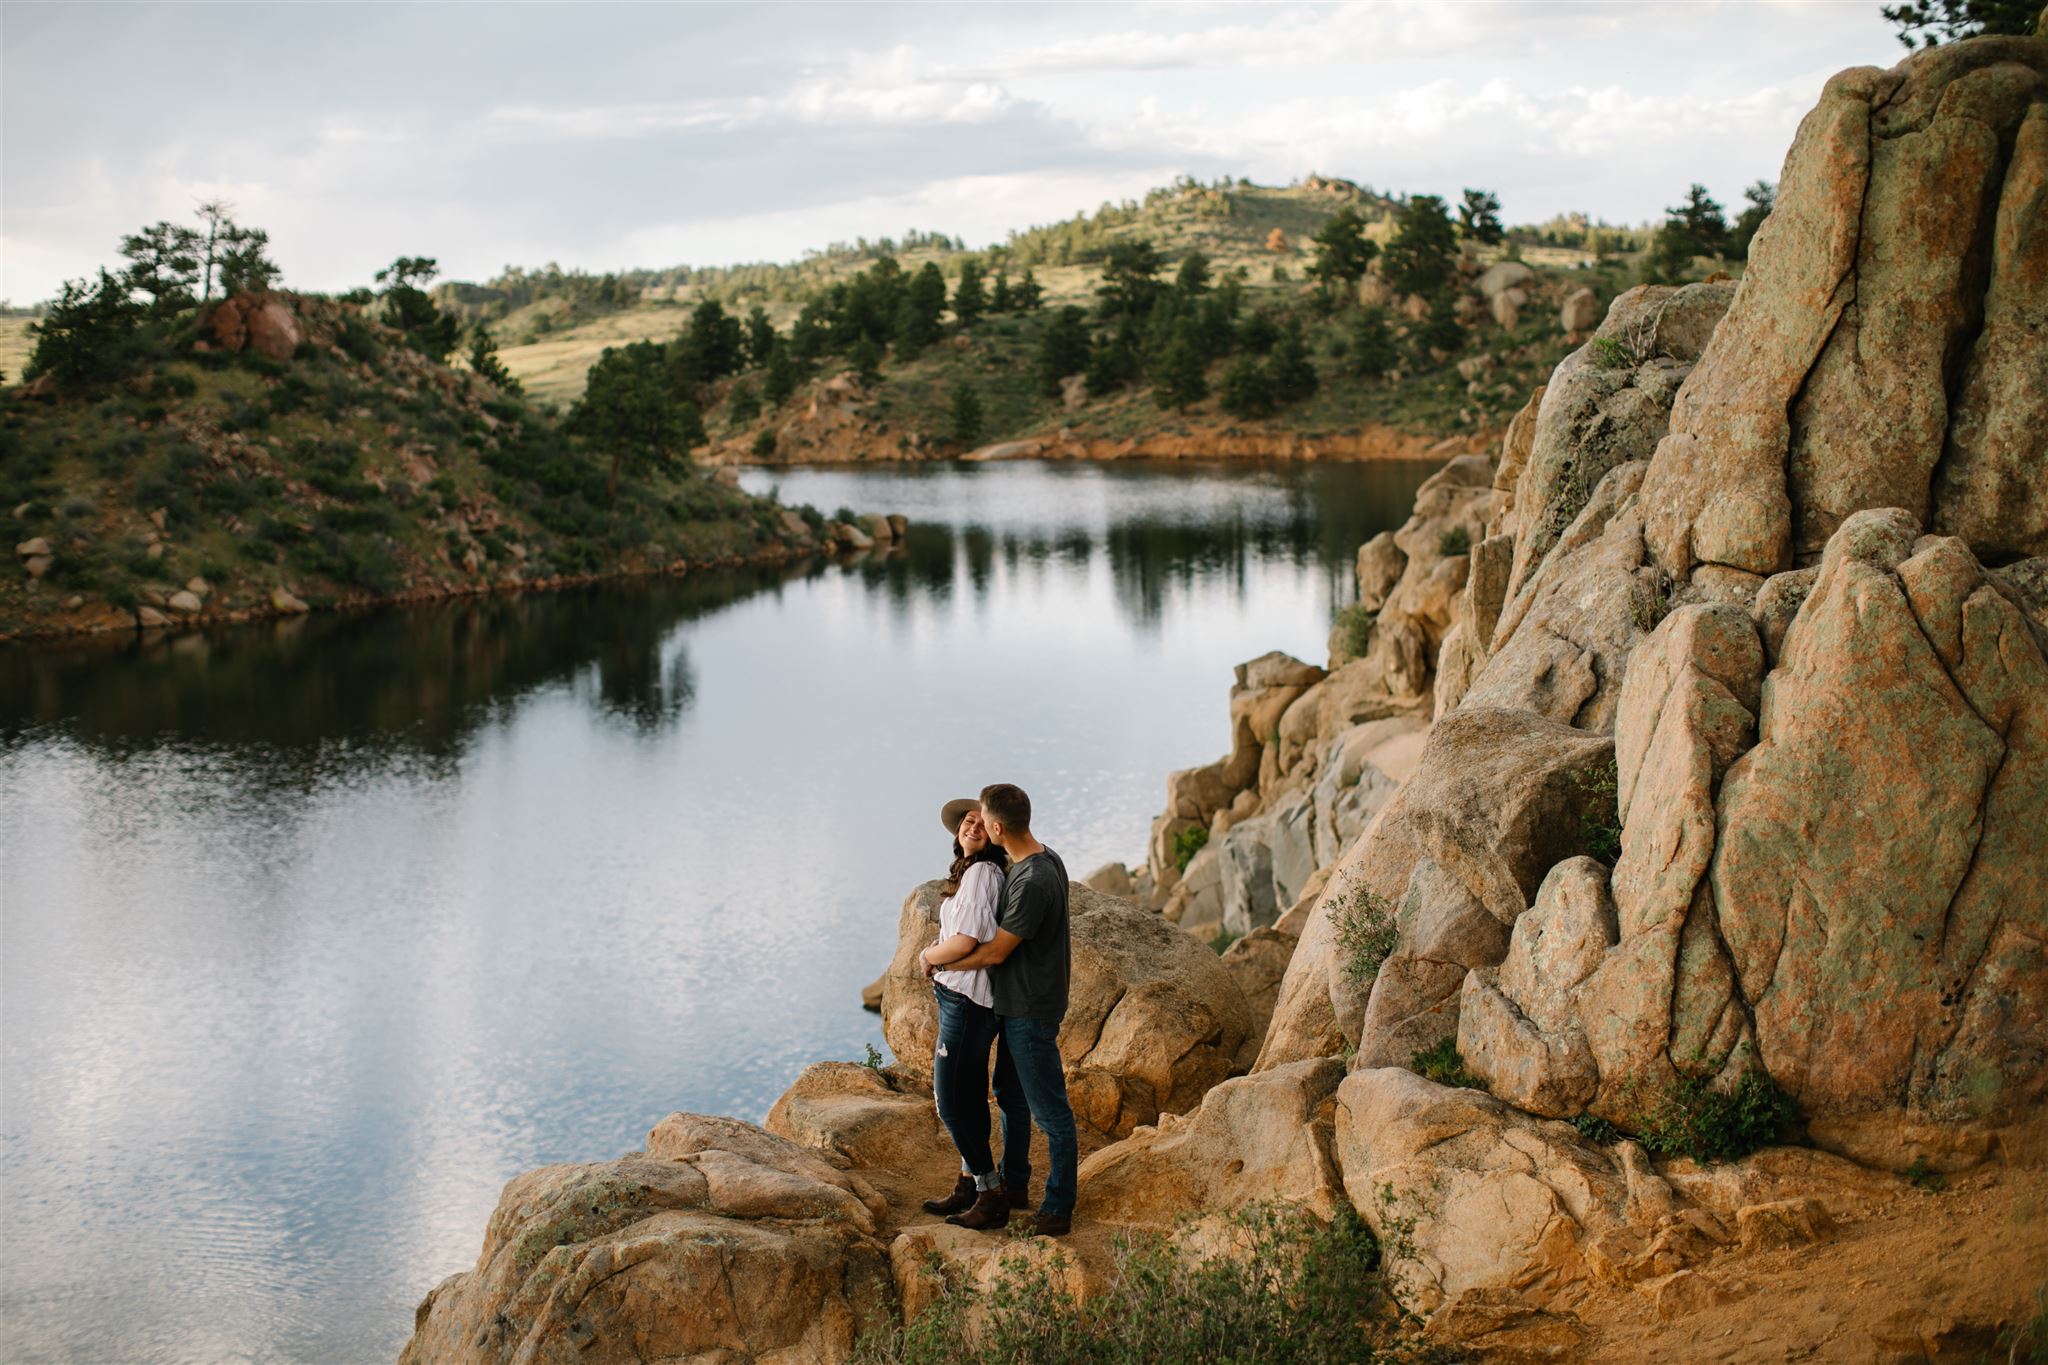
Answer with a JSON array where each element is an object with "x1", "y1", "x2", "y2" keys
[{"x1": 990, "y1": 847, "x2": 1070, "y2": 1021}]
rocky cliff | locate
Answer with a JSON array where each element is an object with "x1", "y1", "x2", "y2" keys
[{"x1": 403, "y1": 38, "x2": 2048, "y2": 1363}]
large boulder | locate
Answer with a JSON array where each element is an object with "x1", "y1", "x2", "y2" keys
[
  {"x1": 1334, "y1": 1068, "x2": 1634, "y2": 1315},
  {"x1": 1639, "y1": 39, "x2": 2048, "y2": 580},
  {"x1": 880, "y1": 880, "x2": 1253, "y2": 1137},
  {"x1": 1077, "y1": 1058, "x2": 1347, "y2": 1226},
  {"x1": 399, "y1": 1115, "x2": 894, "y2": 1365},
  {"x1": 765, "y1": 1062, "x2": 946, "y2": 1171},
  {"x1": 1710, "y1": 511, "x2": 2048, "y2": 1164}
]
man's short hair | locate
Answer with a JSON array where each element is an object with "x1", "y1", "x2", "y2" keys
[{"x1": 980, "y1": 783, "x2": 1031, "y2": 832}]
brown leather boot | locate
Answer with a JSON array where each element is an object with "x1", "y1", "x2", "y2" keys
[
  {"x1": 1033, "y1": 1209, "x2": 1072, "y2": 1238},
  {"x1": 944, "y1": 1186, "x2": 1011, "y2": 1231},
  {"x1": 921, "y1": 1175, "x2": 976, "y2": 1216},
  {"x1": 1006, "y1": 1183, "x2": 1033, "y2": 1211}
]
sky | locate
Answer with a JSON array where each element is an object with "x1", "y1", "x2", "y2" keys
[{"x1": 1, "y1": 1, "x2": 1907, "y2": 304}]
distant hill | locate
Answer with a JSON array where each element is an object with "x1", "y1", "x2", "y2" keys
[{"x1": 463, "y1": 177, "x2": 1657, "y2": 459}]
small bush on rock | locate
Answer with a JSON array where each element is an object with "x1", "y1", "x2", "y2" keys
[
  {"x1": 1409, "y1": 1038, "x2": 1485, "y2": 1090},
  {"x1": 1332, "y1": 602, "x2": 1376, "y2": 659},
  {"x1": 1627, "y1": 1066, "x2": 1796, "y2": 1163},
  {"x1": 1171, "y1": 824, "x2": 1209, "y2": 873},
  {"x1": 1572, "y1": 757, "x2": 1623, "y2": 863},
  {"x1": 1333, "y1": 884, "x2": 1400, "y2": 992},
  {"x1": 856, "y1": 1202, "x2": 1418, "y2": 1364},
  {"x1": 1435, "y1": 525, "x2": 1470, "y2": 557}
]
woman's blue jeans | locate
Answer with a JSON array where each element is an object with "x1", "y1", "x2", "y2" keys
[{"x1": 931, "y1": 982, "x2": 1007, "y2": 1179}]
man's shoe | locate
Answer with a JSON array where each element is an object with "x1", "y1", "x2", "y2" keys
[
  {"x1": 1005, "y1": 1183, "x2": 1033, "y2": 1211},
  {"x1": 921, "y1": 1175, "x2": 977, "y2": 1216},
  {"x1": 1033, "y1": 1210, "x2": 1072, "y2": 1238},
  {"x1": 944, "y1": 1187, "x2": 1011, "y2": 1231}
]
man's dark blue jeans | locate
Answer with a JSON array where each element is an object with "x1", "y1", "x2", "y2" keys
[
  {"x1": 993, "y1": 1014, "x2": 1077, "y2": 1217},
  {"x1": 931, "y1": 982, "x2": 1008, "y2": 1179}
]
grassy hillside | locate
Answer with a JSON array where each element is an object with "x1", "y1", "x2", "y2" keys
[
  {"x1": 1, "y1": 295, "x2": 816, "y2": 641},
  {"x1": 491, "y1": 182, "x2": 1442, "y2": 403},
  {"x1": 486, "y1": 179, "x2": 1646, "y2": 450}
]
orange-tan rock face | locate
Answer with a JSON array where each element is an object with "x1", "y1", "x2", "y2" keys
[
  {"x1": 400, "y1": 1114, "x2": 894, "y2": 1365},
  {"x1": 1639, "y1": 38, "x2": 2048, "y2": 579}
]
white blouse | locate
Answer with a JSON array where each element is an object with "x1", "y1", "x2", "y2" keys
[{"x1": 935, "y1": 860, "x2": 1004, "y2": 1009}]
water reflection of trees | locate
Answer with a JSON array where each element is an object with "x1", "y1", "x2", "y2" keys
[
  {"x1": 2, "y1": 461, "x2": 1440, "y2": 765},
  {"x1": 0, "y1": 564, "x2": 806, "y2": 765}
]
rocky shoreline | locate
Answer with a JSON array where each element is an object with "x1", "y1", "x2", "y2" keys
[
  {"x1": 402, "y1": 38, "x2": 2048, "y2": 1364},
  {"x1": 2, "y1": 512, "x2": 912, "y2": 645}
]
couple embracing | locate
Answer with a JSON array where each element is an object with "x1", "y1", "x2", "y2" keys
[{"x1": 916, "y1": 783, "x2": 1076, "y2": 1237}]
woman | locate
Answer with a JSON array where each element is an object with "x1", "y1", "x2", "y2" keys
[{"x1": 917, "y1": 797, "x2": 1013, "y2": 1223}]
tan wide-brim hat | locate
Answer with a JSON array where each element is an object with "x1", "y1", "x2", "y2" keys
[{"x1": 940, "y1": 797, "x2": 979, "y2": 834}]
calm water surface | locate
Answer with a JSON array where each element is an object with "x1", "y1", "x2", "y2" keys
[{"x1": 0, "y1": 458, "x2": 1436, "y2": 1364}]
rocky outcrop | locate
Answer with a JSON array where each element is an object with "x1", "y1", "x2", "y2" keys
[
  {"x1": 1076, "y1": 1058, "x2": 1347, "y2": 1226},
  {"x1": 401, "y1": 1114, "x2": 894, "y2": 1365},
  {"x1": 1258, "y1": 707, "x2": 1615, "y2": 1070},
  {"x1": 207, "y1": 291, "x2": 303, "y2": 361},
  {"x1": 1639, "y1": 38, "x2": 2048, "y2": 581},
  {"x1": 880, "y1": 880, "x2": 1252, "y2": 1137}
]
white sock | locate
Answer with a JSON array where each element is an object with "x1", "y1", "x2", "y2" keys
[{"x1": 973, "y1": 1171, "x2": 1001, "y2": 1192}]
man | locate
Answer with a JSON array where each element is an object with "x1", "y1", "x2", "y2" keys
[{"x1": 925, "y1": 782, "x2": 1076, "y2": 1236}]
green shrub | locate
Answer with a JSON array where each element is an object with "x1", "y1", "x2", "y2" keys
[
  {"x1": 1625, "y1": 1067, "x2": 1795, "y2": 1163},
  {"x1": 1170, "y1": 824, "x2": 1209, "y2": 873},
  {"x1": 1332, "y1": 601, "x2": 1376, "y2": 658},
  {"x1": 752, "y1": 429, "x2": 777, "y2": 459},
  {"x1": 1409, "y1": 1038, "x2": 1485, "y2": 1090},
  {"x1": 1588, "y1": 336, "x2": 1633, "y2": 369},
  {"x1": 1572, "y1": 1113, "x2": 1621, "y2": 1145},
  {"x1": 1210, "y1": 926, "x2": 1242, "y2": 955},
  {"x1": 1332, "y1": 883, "x2": 1399, "y2": 992},
  {"x1": 1435, "y1": 525, "x2": 1470, "y2": 557},
  {"x1": 1572, "y1": 757, "x2": 1623, "y2": 863},
  {"x1": 854, "y1": 1202, "x2": 1410, "y2": 1365}
]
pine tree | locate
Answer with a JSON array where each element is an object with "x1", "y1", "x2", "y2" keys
[
  {"x1": 570, "y1": 341, "x2": 703, "y2": 501},
  {"x1": 467, "y1": 325, "x2": 523, "y2": 393},
  {"x1": 990, "y1": 271, "x2": 1014, "y2": 313},
  {"x1": 1349, "y1": 307, "x2": 1399, "y2": 379},
  {"x1": 744, "y1": 305, "x2": 777, "y2": 365},
  {"x1": 1729, "y1": 181, "x2": 1776, "y2": 260},
  {"x1": 850, "y1": 336, "x2": 883, "y2": 389},
  {"x1": 1012, "y1": 268, "x2": 1044, "y2": 311},
  {"x1": 1218, "y1": 355, "x2": 1277, "y2": 419},
  {"x1": 1268, "y1": 320, "x2": 1319, "y2": 403},
  {"x1": 896, "y1": 264, "x2": 947, "y2": 357},
  {"x1": 1457, "y1": 189, "x2": 1505, "y2": 245},
  {"x1": 24, "y1": 269, "x2": 148, "y2": 387},
  {"x1": 763, "y1": 346, "x2": 798, "y2": 408},
  {"x1": 1175, "y1": 251, "x2": 1212, "y2": 295},
  {"x1": 375, "y1": 256, "x2": 461, "y2": 361},
  {"x1": 952, "y1": 261, "x2": 987, "y2": 326},
  {"x1": 1037, "y1": 305, "x2": 1092, "y2": 397},
  {"x1": 1085, "y1": 316, "x2": 1142, "y2": 395},
  {"x1": 1151, "y1": 326, "x2": 1208, "y2": 412},
  {"x1": 948, "y1": 381, "x2": 984, "y2": 447},
  {"x1": 1883, "y1": 0, "x2": 2039, "y2": 46},
  {"x1": 119, "y1": 222, "x2": 202, "y2": 314},
  {"x1": 1308, "y1": 207, "x2": 1377, "y2": 298},
  {"x1": 1098, "y1": 239, "x2": 1164, "y2": 320},
  {"x1": 1382, "y1": 196, "x2": 1458, "y2": 297}
]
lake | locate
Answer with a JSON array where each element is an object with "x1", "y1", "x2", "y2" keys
[{"x1": 0, "y1": 457, "x2": 1438, "y2": 1364}]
